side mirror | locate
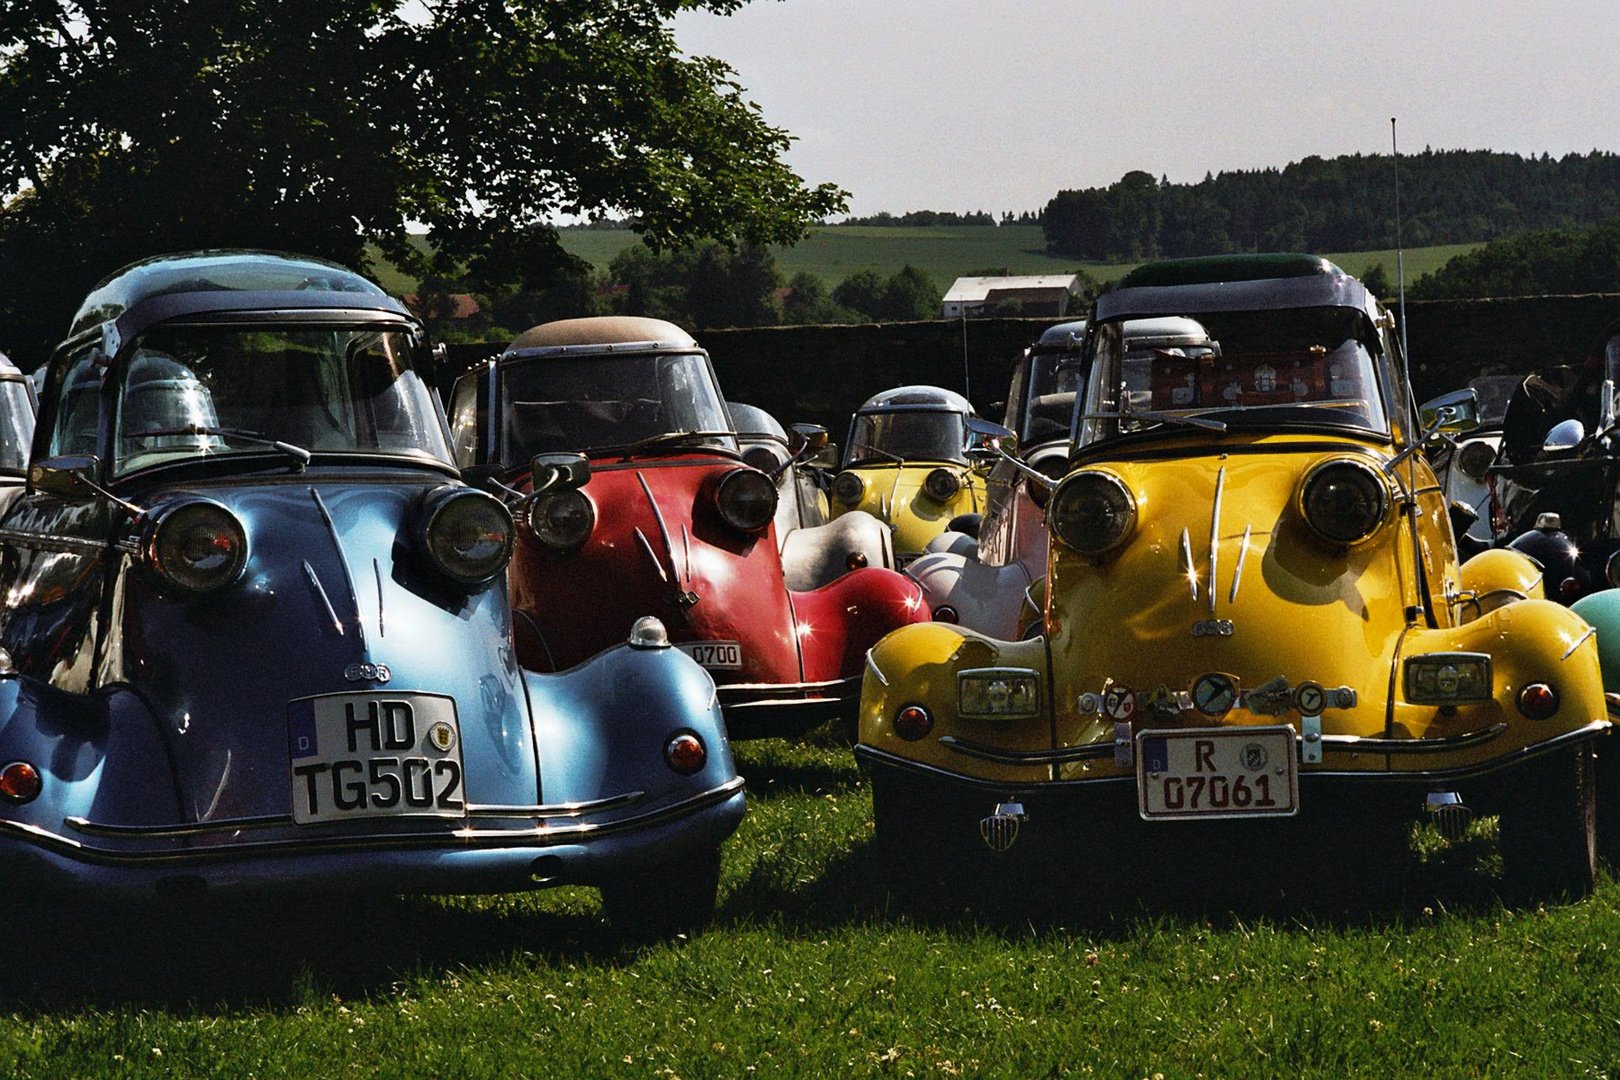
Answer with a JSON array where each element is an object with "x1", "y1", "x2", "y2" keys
[
  {"x1": 30, "y1": 455, "x2": 100, "y2": 501},
  {"x1": 1418, "y1": 388, "x2": 1481, "y2": 435},
  {"x1": 788, "y1": 423, "x2": 829, "y2": 457},
  {"x1": 531, "y1": 452, "x2": 591, "y2": 496},
  {"x1": 965, "y1": 417, "x2": 1018, "y2": 462},
  {"x1": 1543, "y1": 418, "x2": 1586, "y2": 454}
]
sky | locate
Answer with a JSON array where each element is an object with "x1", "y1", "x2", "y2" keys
[{"x1": 671, "y1": 0, "x2": 1620, "y2": 219}]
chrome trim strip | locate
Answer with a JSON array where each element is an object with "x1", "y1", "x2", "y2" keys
[
  {"x1": 310, "y1": 487, "x2": 365, "y2": 649},
  {"x1": 0, "y1": 528, "x2": 106, "y2": 556},
  {"x1": 302, "y1": 560, "x2": 344, "y2": 636},
  {"x1": 717, "y1": 676, "x2": 858, "y2": 697},
  {"x1": 866, "y1": 651, "x2": 889, "y2": 688},
  {"x1": 940, "y1": 736, "x2": 1114, "y2": 765},
  {"x1": 1180, "y1": 528, "x2": 1197, "y2": 603},
  {"x1": 1208, "y1": 464, "x2": 1225, "y2": 614},
  {"x1": 464, "y1": 791, "x2": 645, "y2": 818},
  {"x1": 37, "y1": 778, "x2": 744, "y2": 865},
  {"x1": 67, "y1": 814, "x2": 291, "y2": 838},
  {"x1": 636, "y1": 472, "x2": 680, "y2": 584},
  {"x1": 374, "y1": 558, "x2": 386, "y2": 638},
  {"x1": 633, "y1": 527, "x2": 668, "y2": 582},
  {"x1": 1563, "y1": 626, "x2": 1597, "y2": 661},
  {"x1": 1229, "y1": 524, "x2": 1251, "y2": 604},
  {"x1": 1319, "y1": 722, "x2": 1510, "y2": 754},
  {"x1": 860, "y1": 721, "x2": 1610, "y2": 790}
]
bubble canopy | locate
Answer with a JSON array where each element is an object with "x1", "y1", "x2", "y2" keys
[{"x1": 67, "y1": 251, "x2": 401, "y2": 341}]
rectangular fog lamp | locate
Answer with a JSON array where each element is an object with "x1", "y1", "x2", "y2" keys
[
  {"x1": 1404, "y1": 652, "x2": 1492, "y2": 704},
  {"x1": 958, "y1": 668, "x2": 1042, "y2": 720}
]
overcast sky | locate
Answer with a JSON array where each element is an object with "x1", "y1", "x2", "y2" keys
[{"x1": 671, "y1": 0, "x2": 1620, "y2": 218}]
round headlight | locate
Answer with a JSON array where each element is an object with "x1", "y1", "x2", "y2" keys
[
  {"x1": 1456, "y1": 440, "x2": 1496, "y2": 481},
  {"x1": 1047, "y1": 471, "x2": 1136, "y2": 556},
  {"x1": 716, "y1": 468, "x2": 777, "y2": 533},
  {"x1": 528, "y1": 489, "x2": 595, "y2": 551},
  {"x1": 923, "y1": 467, "x2": 961, "y2": 503},
  {"x1": 742, "y1": 445, "x2": 786, "y2": 474},
  {"x1": 1300, "y1": 459, "x2": 1389, "y2": 545},
  {"x1": 149, "y1": 500, "x2": 248, "y2": 593},
  {"x1": 421, "y1": 488, "x2": 514, "y2": 585},
  {"x1": 831, "y1": 471, "x2": 865, "y2": 506}
]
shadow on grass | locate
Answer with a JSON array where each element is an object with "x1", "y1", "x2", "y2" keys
[{"x1": 0, "y1": 889, "x2": 636, "y2": 1013}]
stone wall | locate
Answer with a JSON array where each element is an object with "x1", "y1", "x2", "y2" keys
[{"x1": 444, "y1": 293, "x2": 1620, "y2": 435}]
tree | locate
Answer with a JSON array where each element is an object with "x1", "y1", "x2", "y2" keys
[
  {"x1": 0, "y1": 0, "x2": 847, "y2": 363},
  {"x1": 831, "y1": 265, "x2": 940, "y2": 322},
  {"x1": 606, "y1": 240, "x2": 784, "y2": 329}
]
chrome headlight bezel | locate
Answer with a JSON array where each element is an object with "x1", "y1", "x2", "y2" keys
[
  {"x1": 528, "y1": 488, "x2": 596, "y2": 551},
  {"x1": 831, "y1": 470, "x2": 866, "y2": 506},
  {"x1": 923, "y1": 467, "x2": 961, "y2": 503},
  {"x1": 715, "y1": 466, "x2": 778, "y2": 534},
  {"x1": 1047, "y1": 469, "x2": 1136, "y2": 556},
  {"x1": 416, "y1": 486, "x2": 515, "y2": 587},
  {"x1": 1298, "y1": 457, "x2": 1390, "y2": 546},
  {"x1": 145, "y1": 499, "x2": 249, "y2": 594}
]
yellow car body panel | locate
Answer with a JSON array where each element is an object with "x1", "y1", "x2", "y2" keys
[{"x1": 832, "y1": 463, "x2": 986, "y2": 559}]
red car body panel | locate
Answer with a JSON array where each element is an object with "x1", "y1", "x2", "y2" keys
[{"x1": 507, "y1": 452, "x2": 927, "y2": 733}]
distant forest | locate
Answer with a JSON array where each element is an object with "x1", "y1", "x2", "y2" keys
[{"x1": 1041, "y1": 150, "x2": 1620, "y2": 261}]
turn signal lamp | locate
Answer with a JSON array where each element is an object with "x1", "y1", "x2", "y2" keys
[
  {"x1": 1517, "y1": 682, "x2": 1559, "y2": 721},
  {"x1": 932, "y1": 605, "x2": 959, "y2": 623},
  {"x1": 1405, "y1": 653, "x2": 1492, "y2": 705},
  {"x1": 893, "y1": 704, "x2": 933, "y2": 741},
  {"x1": 1047, "y1": 470, "x2": 1135, "y2": 556},
  {"x1": 958, "y1": 668, "x2": 1041, "y2": 720},
  {"x1": 0, "y1": 761, "x2": 41, "y2": 804},
  {"x1": 664, "y1": 732, "x2": 707, "y2": 775},
  {"x1": 845, "y1": 551, "x2": 868, "y2": 570},
  {"x1": 147, "y1": 500, "x2": 248, "y2": 593}
]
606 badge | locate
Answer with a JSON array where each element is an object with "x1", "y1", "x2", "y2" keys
[{"x1": 288, "y1": 693, "x2": 465, "y2": 825}]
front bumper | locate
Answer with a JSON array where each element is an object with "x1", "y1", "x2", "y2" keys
[
  {"x1": 0, "y1": 778, "x2": 745, "y2": 900},
  {"x1": 718, "y1": 676, "x2": 860, "y2": 738}
]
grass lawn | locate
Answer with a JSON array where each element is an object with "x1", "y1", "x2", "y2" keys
[{"x1": 3, "y1": 735, "x2": 1617, "y2": 1078}]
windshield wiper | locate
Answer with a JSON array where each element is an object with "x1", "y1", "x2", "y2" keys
[
  {"x1": 617, "y1": 430, "x2": 733, "y2": 459},
  {"x1": 123, "y1": 425, "x2": 312, "y2": 470},
  {"x1": 1079, "y1": 411, "x2": 1228, "y2": 433},
  {"x1": 850, "y1": 446, "x2": 906, "y2": 465}
]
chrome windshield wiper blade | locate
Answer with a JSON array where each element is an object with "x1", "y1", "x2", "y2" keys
[
  {"x1": 123, "y1": 425, "x2": 312, "y2": 470},
  {"x1": 1078, "y1": 411, "x2": 1228, "y2": 433},
  {"x1": 617, "y1": 430, "x2": 733, "y2": 459}
]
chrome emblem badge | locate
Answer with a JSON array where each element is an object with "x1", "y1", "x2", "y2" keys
[
  {"x1": 1191, "y1": 673, "x2": 1239, "y2": 718},
  {"x1": 344, "y1": 661, "x2": 391, "y2": 683},
  {"x1": 428, "y1": 721, "x2": 456, "y2": 753},
  {"x1": 979, "y1": 802, "x2": 1026, "y2": 853},
  {"x1": 1191, "y1": 619, "x2": 1235, "y2": 637},
  {"x1": 1102, "y1": 685, "x2": 1137, "y2": 721}
]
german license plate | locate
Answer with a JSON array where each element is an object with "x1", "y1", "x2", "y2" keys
[
  {"x1": 1136, "y1": 726, "x2": 1297, "y2": 820},
  {"x1": 677, "y1": 640, "x2": 744, "y2": 670},
  {"x1": 288, "y1": 693, "x2": 466, "y2": 825}
]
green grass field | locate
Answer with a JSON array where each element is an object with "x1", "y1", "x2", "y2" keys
[
  {"x1": 5, "y1": 735, "x2": 1617, "y2": 1079},
  {"x1": 556, "y1": 226, "x2": 1478, "y2": 292}
]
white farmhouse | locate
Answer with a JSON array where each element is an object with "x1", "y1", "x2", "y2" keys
[{"x1": 941, "y1": 274, "x2": 1084, "y2": 318}]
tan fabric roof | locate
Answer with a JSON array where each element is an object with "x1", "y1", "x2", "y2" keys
[{"x1": 509, "y1": 316, "x2": 697, "y2": 351}]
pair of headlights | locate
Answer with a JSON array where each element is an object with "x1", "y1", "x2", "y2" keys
[
  {"x1": 146, "y1": 487, "x2": 514, "y2": 595},
  {"x1": 529, "y1": 467, "x2": 779, "y2": 551},
  {"x1": 831, "y1": 468, "x2": 962, "y2": 507},
  {"x1": 1047, "y1": 458, "x2": 1391, "y2": 557}
]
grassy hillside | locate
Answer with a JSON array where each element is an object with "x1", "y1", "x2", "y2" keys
[
  {"x1": 557, "y1": 225, "x2": 1479, "y2": 291},
  {"x1": 5, "y1": 734, "x2": 1617, "y2": 1078}
]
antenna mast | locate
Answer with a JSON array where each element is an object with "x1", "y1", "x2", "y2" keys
[{"x1": 1391, "y1": 118, "x2": 1409, "y2": 361}]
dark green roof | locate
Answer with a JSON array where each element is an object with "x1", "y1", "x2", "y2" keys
[{"x1": 1115, "y1": 254, "x2": 1343, "y2": 290}]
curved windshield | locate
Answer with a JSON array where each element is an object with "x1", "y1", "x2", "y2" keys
[
  {"x1": 110, "y1": 324, "x2": 452, "y2": 476},
  {"x1": 1078, "y1": 307, "x2": 1388, "y2": 446},
  {"x1": 498, "y1": 351, "x2": 735, "y2": 462},
  {"x1": 847, "y1": 409, "x2": 968, "y2": 466},
  {"x1": 0, "y1": 380, "x2": 34, "y2": 473}
]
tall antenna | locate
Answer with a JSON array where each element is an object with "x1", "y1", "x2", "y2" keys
[
  {"x1": 1391, "y1": 118, "x2": 1409, "y2": 361},
  {"x1": 960, "y1": 301, "x2": 971, "y2": 400}
]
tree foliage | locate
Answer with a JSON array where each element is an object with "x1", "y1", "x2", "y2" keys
[
  {"x1": 0, "y1": 0, "x2": 846, "y2": 362},
  {"x1": 1042, "y1": 150, "x2": 1620, "y2": 261},
  {"x1": 1409, "y1": 216, "x2": 1620, "y2": 300}
]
